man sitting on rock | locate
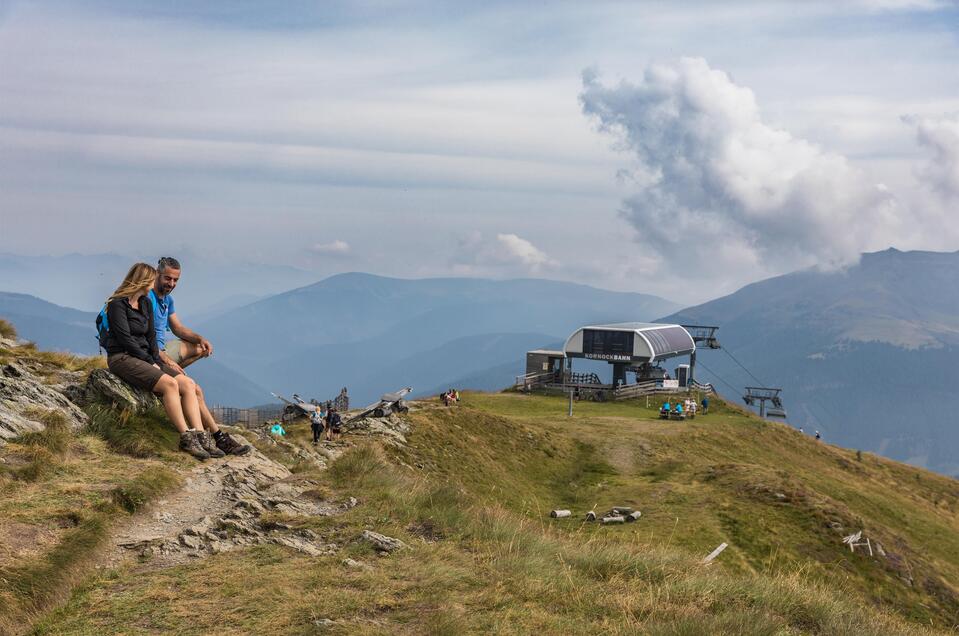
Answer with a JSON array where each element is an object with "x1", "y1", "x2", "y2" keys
[{"x1": 151, "y1": 256, "x2": 251, "y2": 457}]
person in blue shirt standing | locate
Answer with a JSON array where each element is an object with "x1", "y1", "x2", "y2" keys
[{"x1": 151, "y1": 256, "x2": 250, "y2": 457}]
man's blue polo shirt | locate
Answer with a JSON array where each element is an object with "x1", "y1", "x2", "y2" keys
[{"x1": 149, "y1": 289, "x2": 175, "y2": 348}]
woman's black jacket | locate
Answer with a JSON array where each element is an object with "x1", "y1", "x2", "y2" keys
[{"x1": 101, "y1": 296, "x2": 161, "y2": 364}]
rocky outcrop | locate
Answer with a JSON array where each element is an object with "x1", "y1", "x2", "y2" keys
[
  {"x1": 64, "y1": 368, "x2": 159, "y2": 413},
  {"x1": 0, "y1": 360, "x2": 88, "y2": 441},
  {"x1": 111, "y1": 441, "x2": 356, "y2": 564},
  {"x1": 343, "y1": 413, "x2": 411, "y2": 446}
]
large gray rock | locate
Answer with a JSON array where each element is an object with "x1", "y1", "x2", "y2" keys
[
  {"x1": 0, "y1": 360, "x2": 89, "y2": 441},
  {"x1": 68, "y1": 368, "x2": 159, "y2": 413}
]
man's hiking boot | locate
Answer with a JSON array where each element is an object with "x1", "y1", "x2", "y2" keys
[
  {"x1": 215, "y1": 432, "x2": 252, "y2": 456},
  {"x1": 179, "y1": 431, "x2": 210, "y2": 460},
  {"x1": 198, "y1": 431, "x2": 226, "y2": 458}
]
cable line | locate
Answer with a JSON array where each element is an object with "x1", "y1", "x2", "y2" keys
[
  {"x1": 721, "y1": 347, "x2": 766, "y2": 387},
  {"x1": 695, "y1": 359, "x2": 742, "y2": 396}
]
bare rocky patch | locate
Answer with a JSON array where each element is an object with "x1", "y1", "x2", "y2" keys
[{"x1": 108, "y1": 436, "x2": 355, "y2": 567}]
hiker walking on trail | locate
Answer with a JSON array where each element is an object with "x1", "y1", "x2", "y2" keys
[
  {"x1": 325, "y1": 408, "x2": 342, "y2": 442},
  {"x1": 310, "y1": 408, "x2": 325, "y2": 445},
  {"x1": 99, "y1": 263, "x2": 225, "y2": 460},
  {"x1": 701, "y1": 397, "x2": 709, "y2": 414},
  {"x1": 149, "y1": 257, "x2": 250, "y2": 457}
]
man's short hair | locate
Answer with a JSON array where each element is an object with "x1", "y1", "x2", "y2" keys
[{"x1": 158, "y1": 256, "x2": 181, "y2": 272}]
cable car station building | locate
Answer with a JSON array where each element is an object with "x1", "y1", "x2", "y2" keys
[{"x1": 520, "y1": 322, "x2": 719, "y2": 399}]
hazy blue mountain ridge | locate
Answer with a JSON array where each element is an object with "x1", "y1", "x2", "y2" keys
[
  {"x1": 660, "y1": 248, "x2": 959, "y2": 476},
  {"x1": 200, "y1": 273, "x2": 681, "y2": 404},
  {"x1": 0, "y1": 291, "x2": 271, "y2": 406},
  {"x1": 0, "y1": 292, "x2": 98, "y2": 355}
]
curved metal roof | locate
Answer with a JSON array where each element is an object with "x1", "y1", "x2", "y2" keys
[{"x1": 564, "y1": 322, "x2": 695, "y2": 362}]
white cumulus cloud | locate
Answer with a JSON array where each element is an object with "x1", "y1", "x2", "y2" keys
[
  {"x1": 580, "y1": 58, "x2": 902, "y2": 283},
  {"x1": 310, "y1": 240, "x2": 351, "y2": 255},
  {"x1": 495, "y1": 233, "x2": 555, "y2": 269},
  {"x1": 451, "y1": 231, "x2": 557, "y2": 276},
  {"x1": 910, "y1": 113, "x2": 959, "y2": 200}
]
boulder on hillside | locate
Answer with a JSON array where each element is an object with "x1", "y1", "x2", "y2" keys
[
  {"x1": 0, "y1": 360, "x2": 89, "y2": 441},
  {"x1": 64, "y1": 368, "x2": 159, "y2": 413}
]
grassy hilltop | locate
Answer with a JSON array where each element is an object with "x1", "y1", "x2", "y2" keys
[{"x1": 2, "y1": 332, "x2": 958, "y2": 634}]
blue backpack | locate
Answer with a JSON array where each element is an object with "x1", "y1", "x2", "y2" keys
[{"x1": 95, "y1": 304, "x2": 110, "y2": 344}]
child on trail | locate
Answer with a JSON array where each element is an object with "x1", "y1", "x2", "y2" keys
[{"x1": 270, "y1": 421, "x2": 286, "y2": 436}]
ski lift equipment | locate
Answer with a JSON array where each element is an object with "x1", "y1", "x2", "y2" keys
[{"x1": 743, "y1": 387, "x2": 788, "y2": 420}]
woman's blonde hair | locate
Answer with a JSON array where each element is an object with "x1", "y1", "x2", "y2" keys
[{"x1": 108, "y1": 262, "x2": 157, "y2": 302}]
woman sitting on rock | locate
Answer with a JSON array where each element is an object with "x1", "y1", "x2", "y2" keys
[{"x1": 99, "y1": 262, "x2": 223, "y2": 460}]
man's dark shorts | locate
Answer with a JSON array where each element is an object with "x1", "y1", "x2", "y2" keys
[{"x1": 107, "y1": 353, "x2": 181, "y2": 391}]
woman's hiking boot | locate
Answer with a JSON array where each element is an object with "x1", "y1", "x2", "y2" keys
[
  {"x1": 197, "y1": 431, "x2": 226, "y2": 458},
  {"x1": 214, "y1": 431, "x2": 252, "y2": 456},
  {"x1": 179, "y1": 431, "x2": 210, "y2": 460}
]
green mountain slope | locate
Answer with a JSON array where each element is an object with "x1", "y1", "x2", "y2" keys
[
  {"x1": 661, "y1": 248, "x2": 959, "y2": 477},
  {"x1": 6, "y1": 334, "x2": 956, "y2": 635}
]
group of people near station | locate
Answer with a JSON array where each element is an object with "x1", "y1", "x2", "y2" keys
[
  {"x1": 310, "y1": 403, "x2": 343, "y2": 444},
  {"x1": 659, "y1": 396, "x2": 709, "y2": 419},
  {"x1": 98, "y1": 258, "x2": 252, "y2": 460}
]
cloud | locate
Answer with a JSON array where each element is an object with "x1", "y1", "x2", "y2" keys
[
  {"x1": 580, "y1": 58, "x2": 901, "y2": 282},
  {"x1": 853, "y1": 0, "x2": 948, "y2": 11},
  {"x1": 910, "y1": 113, "x2": 959, "y2": 199},
  {"x1": 451, "y1": 231, "x2": 557, "y2": 275},
  {"x1": 494, "y1": 233, "x2": 555, "y2": 269},
  {"x1": 310, "y1": 240, "x2": 351, "y2": 255}
]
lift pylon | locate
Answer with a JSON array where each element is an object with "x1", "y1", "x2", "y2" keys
[
  {"x1": 743, "y1": 386, "x2": 787, "y2": 419},
  {"x1": 681, "y1": 325, "x2": 720, "y2": 384}
]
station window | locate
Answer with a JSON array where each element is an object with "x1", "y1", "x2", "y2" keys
[{"x1": 583, "y1": 329, "x2": 634, "y2": 355}]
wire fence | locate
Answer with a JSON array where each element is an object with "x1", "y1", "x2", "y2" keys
[{"x1": 211, "y1": 405, "x2": 285, "y2": 428}]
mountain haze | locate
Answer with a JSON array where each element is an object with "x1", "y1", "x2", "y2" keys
[
  {"x1": 201, "y1": 273, "x2": 680, "y2": 404},
  {"x1": 0, "y1": 252, "x2": 319, "y2": 314},
  {"x1": 662, "y1": 248, "x2": 959, "y2": 476},
  {"x1": 0, "y1": 291, "x2": 271, "y2": 406},
  {"x1": 0, "y1": 292, "x2": 98, "y2": 355}
]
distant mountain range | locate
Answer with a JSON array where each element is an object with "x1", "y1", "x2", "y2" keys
[
  {"x1": 0, "y1": 292, "x2": 98, "y2": 355},
  {"x1": 0, "y1": 252, "x2": 319, "y2": 314},
  {"x1": 6, "y1": 251, "x2": 958, "y2": 477},
  {"x1": 0, "y1": 290, "x2": 270, "y2": 406},
  {"x1": 198, "y1": 273, "x2": 680, "y2": 404},
  {"x1": 0, "y1": 273, "x2": 679, "y2": 407},
  {"x1": 662, "y1": 248, "x2": 959, "y2": 476}
]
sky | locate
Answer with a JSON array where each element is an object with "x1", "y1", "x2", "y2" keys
[{"x1": 1, "y1": 0, "x2": 958, "y2": 304}]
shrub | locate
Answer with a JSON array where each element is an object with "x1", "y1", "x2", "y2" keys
[{"x1": 0, "y1": 317, "x2": 16, "y2": 339}]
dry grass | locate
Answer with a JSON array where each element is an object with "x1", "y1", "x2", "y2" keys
[
  {"x1": 0, "y1": 317, "x2": 17, "y2": 339},
  {"x1": 34, "y1": 397, "x2": 958, "y2": 635},
  {"x1": 7, "y1": 387, "x2": 959, "y2": 634},
  {"x1": 0, "y1": 410, "x2": 180, "y2": 634}
]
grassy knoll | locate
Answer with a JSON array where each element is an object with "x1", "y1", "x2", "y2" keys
[
  {"x1": 0, "y1": 344, "x2": 181, "y2": 635},
  {"x1": 29, "y1": 391, "x2": 959, "y2": 634}
]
